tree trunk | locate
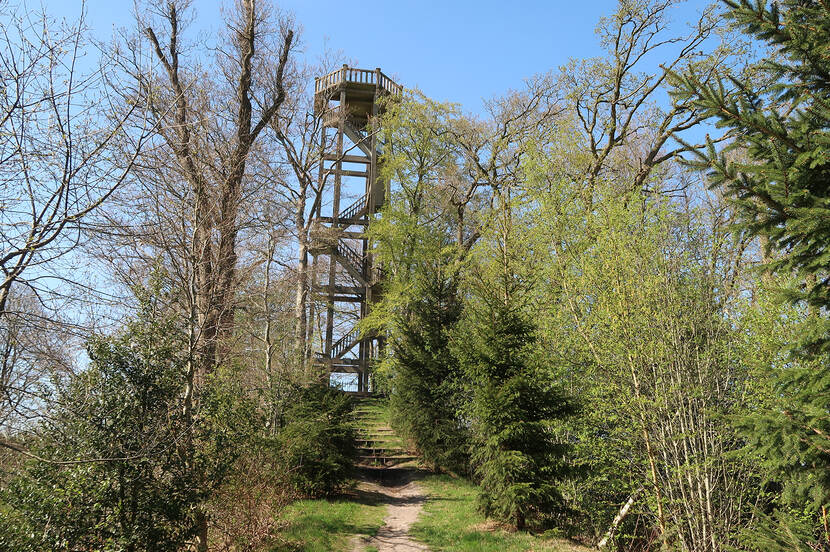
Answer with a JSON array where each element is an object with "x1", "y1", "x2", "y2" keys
[
  {"x1": 195, "y1": 509, "x2": 209, "y2": 552},
  {"x1": 598, "y1": 490, "x2": 639, "y2": 548},
  {"x1": 628, "y1": 353, "x2": 667, "y2": 538},
  {"x1": 295, "y1": 231, "x2": 309, "y2": 363}
]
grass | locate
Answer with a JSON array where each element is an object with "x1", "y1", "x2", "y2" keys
[
  {"x1": 411, "y1": 475, "x2": 590, "y2": 552},
  {"x1": 270, "y1": 493, "x2": 387, "y2": 552}
]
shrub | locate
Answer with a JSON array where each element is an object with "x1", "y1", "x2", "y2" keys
[
  {"x1": 0, "y1": 314, "x2": 196, "y2": 551},
  {"x1": 275, "y1": 384, "x2": 357, "y2": 498},
  {"x1": 0, "y1": 311, "x2": 264, "y2": 551}
]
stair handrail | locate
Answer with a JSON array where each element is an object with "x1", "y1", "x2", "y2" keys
[
  {"x1": 340, "y1": 193, "x2": 369, "y2": 221},
  {"x1": 331, "y1": 326, "x2": 361, "y2": 358},
  {"x1": 342, "y1": 120, "x2": 373, "y2": 157},
  {"x1": 336, "y1": 238, "x2": 364, "y2": 276}
]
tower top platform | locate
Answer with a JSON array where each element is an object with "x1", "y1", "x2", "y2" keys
[{"x1": 314, "y1": 65, "x2": 402, "y2": 114}]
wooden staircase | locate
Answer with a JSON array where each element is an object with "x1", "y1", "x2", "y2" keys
[{"x1": 352, "y1": 397, "x2": 418, "y2": 469}]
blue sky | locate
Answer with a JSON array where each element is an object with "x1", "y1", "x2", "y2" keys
[{"x1": 48, "y1": 0, "x2": 712, "y2": 114}]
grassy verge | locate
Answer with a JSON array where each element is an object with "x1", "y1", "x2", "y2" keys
[
  {"x1": 270, "y1": 493, "x2": 387, "y2": 552},
  {"x1": 411, "y1": 474, "x2": 589, "y2": 552}
]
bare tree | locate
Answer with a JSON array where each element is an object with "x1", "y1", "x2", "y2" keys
[
  {"x1": 0, "y1": 288, "x2": 72, "y2": 440},
  {"x1": 560, "y1": 0, "x2": 735, "y2": 201},
  {"x1": 0, "y1": 3, "x2": 155, "y2": 455},
  {"x1": 450, "y1": 74, "x2": 563, "y2": 251},
  {"x1": 98, "y1": 2, "x2": 296, "y2": 548},
  {"x1": 270, "y1": 60, "x2": 334, "y2": 363},
  {"x1": 110, "y1": 0, "x2": 295, "y2": 387},
  {"x1": 0, "y1": 3, "x2": 153, "y2": 318}
]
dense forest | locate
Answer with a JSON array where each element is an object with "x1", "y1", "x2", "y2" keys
[{"x1": 0, "y1": 0, "x2": 829, "y2": 550}]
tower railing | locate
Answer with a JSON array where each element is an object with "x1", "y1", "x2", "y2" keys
[
  {"x1": 329, "y1": 326, "x2": 361, "y2": 359},
  {"x1": 315, "y1": 66, "x2": 403, "y2": 97}
]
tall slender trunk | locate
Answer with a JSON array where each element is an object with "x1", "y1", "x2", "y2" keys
[
  {"x1": 192, "y1": 170, "x2": 217, "y2": 387},
  {"x1": 628, "y1": 352, "x2": 667, "y2": 538},
  {"x1": 305, "y1": 254, "x2": 319, "y2": 370},
  {"x1": 143, "y1": 6, "x2": 294, "y2": 551},
  {"x1": 196, "y1": 510, "x2": 209, "y2": 552},
  {"x1": 598, "y1": 491, "x2": 639, "y2": 548},
  {"x1": 295, "y1": 221, "x2": 309, "y2": 363},
  {"x1": 0, "y1": 282, "x2": 10, "y2": 317},
  {"x1": 455, "y1": 205, "x2": 465, "y2": 250},
  {"x1": 264, "y1": 233, "x2": 275, "y2": 377}
]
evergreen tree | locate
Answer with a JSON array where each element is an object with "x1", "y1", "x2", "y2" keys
[
  {"x1": 455, "y1": 298, "x2": 573, "y2": 531},
  {"x1": 672, "y1": 0, "x2": 830, "y2": 346},
  {"x1": 673, "y1": 1, "x2": 830, "y2": 547},
  {"x1": 274, "y1": 384, "x2": 357, "y2": 498},
  {"x1": 388, "y1": 258, "x2": 469, "y2": 474}
]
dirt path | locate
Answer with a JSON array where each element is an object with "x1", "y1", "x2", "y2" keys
[{"x1": 353, "y1": 469, "x2": 428, "y2": 551}]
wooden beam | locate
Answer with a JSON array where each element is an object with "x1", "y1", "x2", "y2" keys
[
  {"x1": 331, "y1": 295, "x2": 363, "y2": 303},
  {"x1": 312, "y1": 293, "x2": 364, "y2": 303},
  {"x1": 313, "y1": 285, "x2": 365, "y2": 295},
  {"x1": 318, "y1": 216, "x2": 369, "y2": 225},
  {"x1": 324, "y1": 154, "x2": 370, "y2": 164},
  {"x1": 315, "y1": 357, "x2": 361, "y2": 364},
  {"x1": 327, "y1": 169, "x2": 368, "y2": 178}
]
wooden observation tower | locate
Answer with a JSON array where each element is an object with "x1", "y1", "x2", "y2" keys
[{"x1": 311, "y1": 65, "x2": 401, "y2": 393}]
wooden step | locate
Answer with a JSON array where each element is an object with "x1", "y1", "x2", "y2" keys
[
  {"x1": 356, "y1": 443, "x2": 403, "y2": 451},
  {"x1": 357, "y1": 455, "x2": 418, "y2": 467},
  {"x1": 344, "y1": 391, "x2": 372, "y2": 397},
  {"x1": 351, "y1": 397, "x2": 418, "y2": 469},
  {"x1": 357, "y1": 447, "x2": 409, "y2": 456}
]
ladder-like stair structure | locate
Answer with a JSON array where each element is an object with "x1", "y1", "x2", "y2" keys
[{"x1": 352, "y1": 397, "x2": 418, "y2": 469}]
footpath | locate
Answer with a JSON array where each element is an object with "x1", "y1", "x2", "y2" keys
[{"x1": 350, "y1": 397, "x2": 428, "y2": 552}]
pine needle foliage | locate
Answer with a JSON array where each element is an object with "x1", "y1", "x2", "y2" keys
[
  {"x1": 671, "y1": 0, "x2": 830, "y2": 347},
  {"x1": 274, "y1": 384, "x2": 357, "y2": 498},
  {"x1": 672, "y1": 1, "x2": 830, "y2": 548},
  {"x1": 387, "y1": 260, "x2": 470, "y2": 474},
  {"x1": 455, "y1": 293, "x2": 574, "y2": 531}
]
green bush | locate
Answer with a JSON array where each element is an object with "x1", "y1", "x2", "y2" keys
[
  {"x1": 0, "y1": 314, "x2": 196, "y2": 551},
  {"x1": 275, "y1": 384, "x2": 357, "y2": 498},
  {"x1": 0, "y1": 310, "x2": 264, "y2": 551}
]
